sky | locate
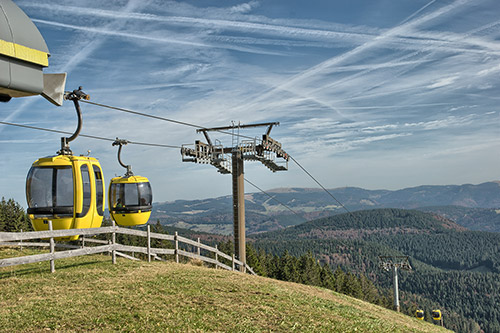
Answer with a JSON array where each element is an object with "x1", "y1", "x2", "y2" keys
[{"x1": 1, "y1": 0, "x2": 500, "y2": 207}]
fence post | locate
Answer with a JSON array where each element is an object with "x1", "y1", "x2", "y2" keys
[
  {"x1": 20, "y1": 229, "x2": 23, "y2": 251},
  {"x1": 215, "y1": 244, "x2": 218, "y2": 269},
  {"x1": 232, "y1": 253, "x2": 235, "y2": 271},
  {"x1": 48, "y1": 221, "x2": 55, "y2": 273},
  {"x1": 81, "y1": 236, "x2": 85, "y2": 249},
  {"x1": 197, "y1": 237, "x2": 201, "y2": 257},
  {"x1": 112, "y1": 221, "x2": 116, "y2": 264},
  {"x1": 147, "y1": 224, "x2": 151, "y2": 263},
  {"x1": 175, "y1": 231, "x2": 179, "y2": 263}
]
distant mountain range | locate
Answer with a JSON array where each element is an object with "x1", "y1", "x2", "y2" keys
[{"x1": 151, "y1": 181, "x2": 500, "y2": 234}]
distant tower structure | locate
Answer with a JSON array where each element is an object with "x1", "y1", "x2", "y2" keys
[
  {"x1": 181, "y1": 122, "x2": 289, "y2": 271},
  {"x1": 379, "y1": 256, "x2": 412, "y2": 312}
]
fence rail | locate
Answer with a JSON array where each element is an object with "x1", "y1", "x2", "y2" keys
[{"x1": 0, "y1": 224, "x2": 255, "y2": 275}]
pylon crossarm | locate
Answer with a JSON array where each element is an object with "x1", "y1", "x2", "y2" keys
[
  {"x1": 378, "y1": 256, "x2": 412, "y2": 271},
  {"x1": 262, "y1": 135, "x2": 289, "y2": 161}
]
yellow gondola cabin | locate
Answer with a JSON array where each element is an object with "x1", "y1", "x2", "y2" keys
[
  {"x1": 416, "y1": 309, "x2": 424, "y2": 320},
  {"x1": 108, "y1": 138, "x2": 152, "y2": 226},
  {"x1": 109, "y1": 175, "x2": 152, "y2": 226},
  {"x1": 432, "y1": 309, "x2": 442, "y2": 321},
  {"x1": 26, "y1": 155, "x2": 105, "y2": 240},
  {"x1": 25, "y1": 88, "x2": 103, "y2": 240}
]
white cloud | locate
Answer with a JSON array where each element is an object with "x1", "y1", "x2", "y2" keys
[
  {"x1": 361, "y1": 124, "x2": 399, "y2": 133},
  {"x1": 230, "y1": 1, "x2": 260, "y2": 14},
  {"x1": 427, "y1": 75, "x2": 459, "y2": 89},
  {"x1": 404, "y1": 115, "x2": 476, "y2": 130},
  {"x1": 477, "y1": 63, "x2": 500, "y2": 76}
]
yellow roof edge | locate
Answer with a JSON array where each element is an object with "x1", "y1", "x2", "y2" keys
[
  {"x1": 0, "y1": 39, "x2": 49, "y2": 67},
  {"x1": 110, "y1": 175, "x2": 150, "y2": 183}
]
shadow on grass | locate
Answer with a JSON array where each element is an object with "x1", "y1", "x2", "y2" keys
[{"x1": 0, "y1": 257, "x2": 111, "y2": 279}]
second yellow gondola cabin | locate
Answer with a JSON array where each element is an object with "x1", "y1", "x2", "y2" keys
[
  {"x1": 109, "y1": 175, "x2": 152, "y2": 226},
  {"x1": 108, "y1": 139, "x2": 152, "y2": 226},
  {"x1": 415, "y1": 309, "x2": 424, "y2": 320},
  {"x1": 432, "y1": 309, "x2": 442, "y2": 321}
]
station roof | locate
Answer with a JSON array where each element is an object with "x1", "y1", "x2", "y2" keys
[{"x1": 0, "y1": 0, "x2": 49, "y2": 67}]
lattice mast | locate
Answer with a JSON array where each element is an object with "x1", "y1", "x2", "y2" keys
[
  {"x1": 379, "y1": 256, "x2": 412, "y2": 312},
  {"x1": 181, "y1": 122, "x2": 289, "y2": 271}
]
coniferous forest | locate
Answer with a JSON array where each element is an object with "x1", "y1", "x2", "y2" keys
[{"x1": 0, "y1": 197, "x2": 32, "y2": 233}]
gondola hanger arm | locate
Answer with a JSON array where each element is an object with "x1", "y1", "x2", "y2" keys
[
  {"x1": 113, "y1": 138, "x2": 133, "y2": 177},
  {"x1": 57, "y1": 86, "x2": 90, "y2": 155}
]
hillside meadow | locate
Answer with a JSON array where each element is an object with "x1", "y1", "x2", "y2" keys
[{"x1": 0, "y1": 248, "x2": 448, "y2": 332}]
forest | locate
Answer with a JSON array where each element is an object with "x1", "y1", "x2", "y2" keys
[{"x1": 0, "y1": 197, "x2": 31, "y2": 233}]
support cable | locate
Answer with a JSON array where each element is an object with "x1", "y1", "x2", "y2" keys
[
  {"x1": 289, "y1": 155, "x2": 352, "y2": 215},
  {"x1": 81, "y1": 100, "x2": 256, "y2": 140},
  {"x1": 0, "y1": 121, "x2": 180, "y2": 149},
  {"x1": 243, "y1": 177, "x2": 306, "y2": 222}
]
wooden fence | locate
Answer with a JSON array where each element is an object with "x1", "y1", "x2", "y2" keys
[{"x1": 0, "y1": 223, "x2": 255, "y2": 275}]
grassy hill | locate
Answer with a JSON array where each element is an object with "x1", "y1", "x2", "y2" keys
[{"x1": 0, "y1": 248, "x2": 448, "y2": 332}]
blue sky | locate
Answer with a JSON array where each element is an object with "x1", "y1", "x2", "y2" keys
[{"x1": 1, "y1": 0, "x2": 499, "y2": 206}]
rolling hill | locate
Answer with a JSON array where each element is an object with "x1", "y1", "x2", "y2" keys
[
  {"x1": 419, "y1": 205, "x2": 500, "y2": 232},
  {"x1": 151, "y1": 181, "x2": 500, "y2": 234}
]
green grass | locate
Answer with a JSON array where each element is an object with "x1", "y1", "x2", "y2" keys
[{"x1": 0, "y1": 248, "x2": 449, "y2": 332}]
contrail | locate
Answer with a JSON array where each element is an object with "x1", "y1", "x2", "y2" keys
[
  {"x1": 32, "y1": 19, "x2": 285, "y2": 56},
  {"x1": 398, "y1": 0, "x2": 437, "y2": 25},
  {"x1": 233, "y1": 0, "x2": 470, "y2": 115},
  {"x1": 22, "y1": 3, "x2": 376, "y2": 43}
]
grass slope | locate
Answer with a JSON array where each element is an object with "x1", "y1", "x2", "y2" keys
[{"x1": 0, "y1": 249, "x2": 448, "y2": 332}]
